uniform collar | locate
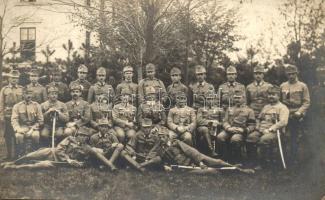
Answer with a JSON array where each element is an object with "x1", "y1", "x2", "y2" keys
[
  {"x1": 8, "y1": 83, "x2": 18, "y2": 88},
  {"x1": 172, "y1": 82, "x2": 181, "y2": 87},
  {"x1": 96, "y1": 81, "x2": 106, "y2": 87},
  {"x1": 227, "y1": 82, "x2": 237, "y2": 87},
  {"x1": 197, "y1": 81, "x2": 206, "y2": 86},
  {"x1": 72, "y1": 99, "x2": 81, "y2": 106},
  {"x1": 24, "y1": 100, "x2": 33, "y2": 105},
  {"x1": 254, "y1": 80, "x2": 265, "y2": 86}
]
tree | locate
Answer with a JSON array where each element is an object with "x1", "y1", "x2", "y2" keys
[{"x1": 41, "y1": 45, "x2": 56, "y2": 63}]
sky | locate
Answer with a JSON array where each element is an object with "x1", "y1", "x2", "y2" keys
[{"x1": 227, "y1": 0, "x2": 287, "y2": 63}]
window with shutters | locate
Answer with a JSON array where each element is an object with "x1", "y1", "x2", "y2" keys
[{"x1": 20, "y1": 27, "x2": 36, "y2": 61}]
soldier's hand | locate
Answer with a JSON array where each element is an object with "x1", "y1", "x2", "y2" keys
[
  {"x1": 68, "y1": 159, "x2": 84, "y2": 167},
  {"x1": 227, "y1": 127, "x2": 236, "y2": 133},
  {"x1": 294, "y1": 112, "x2": 302, "y2": 119},
  {"x1": 176, "y1": 126, "x2": 186, "y2": 133},
  {"x1": 127, "y1": 122, "x2": 134, "y2": 128},
  {"x1": 67, "y1": 122, "x2": 77, "y2": 128},
  {"x1": 163, "y1": 165, "x2": 172, "y2": 172},
  {"x1": 234, "y1": 127, "x2": 244, "y2": 134},
  {"x1": 262, "y1": 129, "x2": 271, "y2": 135}
]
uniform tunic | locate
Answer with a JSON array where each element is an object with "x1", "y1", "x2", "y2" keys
[
  {"x1": 47, "y1": 82, "x2": 70, "y2": 102},
  {"x1": 246, "y1": 81, "x2": 273, "y2": 116},
  {"x1": 218, "y1": 82, "x2": 246, "y2": 108},
  {"x1": 189, "y1": 81, "x2": 215, "y2": 109},
  {"x1": 167, "y1": 82, "x2": 188, "y2": 107},
  {"x1": 138, "y1": 78, "x2": 167, "y2": 103},
  {"x1": 88, "y1": 82, "x2": 115, "y2": 104},
  {"x1": 65, "y1": 98, "x2": 91, "y2": 127},
  {"x1": 26, "y1": 83, "x2": 48, "y2": 103}
]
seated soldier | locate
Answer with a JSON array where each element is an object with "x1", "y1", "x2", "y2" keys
[
  {"x1": 1, "y1": 132, "x2": 91, "y2": 169},
  {"x1": 217, "y1": 90, "x2": 255, "y2": 161},
  {"x1": 139, "y1": 133, "x2": 254, "y2": 174},
  {"x1": 197, "y1": 90, "x2": 224, "y2": 157},
  {"x1": 41, "y1": 86, "x2": 69, "y2": 146},
  {"x1": 11, "y1": 87, "x2": 44, "y2": 156},
  {"x1": 126, "y1": 118, "x2": 161, "y2": 163},
  {"x1": 246, "y1": 86, "x2": 289, "y2": 167},
  {"x1": 167, "y1": 92, "x2": 196, "y2": 146},
  {"x1": 64, "y1": 83, "x2": 91, "y2": 137},
  {"x1": 89, "y1": 118, "x2": 124, "y2": 171},
  {"x1": 89, "y1": 92, "x2": 114, "y2": 131},
  {"x1": 137, "y1": 86, "x2": 167, "y2": 130},
  {"x1": 112, "y1": 88, "x2": 137, "y2": 143}
]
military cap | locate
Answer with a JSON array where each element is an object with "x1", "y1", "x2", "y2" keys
[
  {"x1": 96, "y1": 67, "x2": 107, "y2": 75},
  {"x1": 24, "y1": 87, "x2": 34, "y2": 94},
  {"x1": 170, "y1": 67, "x2": 181, "y2": 75},
  {"x1": 8, "y1": 70, "x2": 20, "y2": 78},
  {"x1": 29, "y1": 68, "x2": 40, "y2": 76},
  {"x1": 141, "y1": 118, "x2": 153, "y2": 127},
  {"x1": 97, "y1": 118, "x2": 110, "y2": 126},
  {"x1": 226, "y1": 66, "x2": 237, "y2": 74},
  {"x1": 70, "y1": 83, "x2": 83, "y2": 91},
  {"x1": 285, "y1": 64, "x2": 298, "y2": 74},
  {"x1": 145, "y1": 63, "x2": 156, "y2": 72},
  {"x1": 123, "y1": 66, "x2": 133, "y2": 73},
  {"x1": 78, "y1": 64, "x2": 88, "y2": 73},
  {"x1": 47, "y1": 86, "x2": 59, "y2": 93},
  {"x1": 253, "y1": 65, "x2": 265, "y2": 73},
  {"x1": 195, "y1": 65, "x2": 206, "y2": 74},
  {"x1": 267, "y1": 85, "x2": 281, "y2": 95},
  {"x1": 145, "y1": 86, "x2": 156, "y2": 95},
  {"x1": 175, "y1": 91, "x2": 187, "y2": 98},
  {"x1": 121, "y1": 87, "x2": 132, "y2": 95}
]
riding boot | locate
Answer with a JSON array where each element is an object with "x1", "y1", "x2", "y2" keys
[
  {"x1": 246, "y1": 143, "x2": 258, "y2": 163},
  {"x1": 204, "y1": 133, "x2": 218, "y2": 157},
  {"x1": 231, "y1": 143, "x2": 242, "y2": 162}
]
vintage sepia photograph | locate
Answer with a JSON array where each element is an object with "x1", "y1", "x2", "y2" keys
[{"x1": 0, "y1": 0, "x2": 324, "y2": 199}]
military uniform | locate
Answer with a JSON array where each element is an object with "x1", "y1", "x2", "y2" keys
[
  {"x1": 116, "y1": 82, "x2": 138, "y2": 104},
  {"x1": 280, "y1": 65, "x2": 310, "y2": 162},
  {"x1": 70, "y1": 65, "x2": 91, "y2": 100},
  {"x1": 11, "y1": 96, "x2": 44, "y2": 155},
  {"x1": 189, "y1": 65, "x2": 215, "y2": 109},
  {"x1": 219, "y1": 82, "x2": 246, "y2": 108},
  {"x1": 0, "y1": 70, "x2": 24, "y2": 158},
  {"x1": 70, "y1": 79, "x2": 91, "y2": 101},
  {"x1": 246, "y1": 86, "x2": 289, "y2": 163},
  {"x1": 138, "y1": 63, "x2": 167, "y2": 103},
  {"x1": 112, "y1": 88, "x2": 137, "y2": 143},
  {"x1": 167, "y1": 104, "x2": 196, "y2": 146},
  {"x1": 26, "y1": 69, "x2": 47, "y2": 104},
  {"x1": 167, "y1": 67, "x2": 188, "y2": 108},
  {"x1": 126, "y1": 119, "x2": 161, "y2": 162},
  {"x1": 47, "y1": 81, "x2": 70, "y2": 103},
  {"x1": 64, "y1": 84, "x2": 91, "y2": 137},
  {"x1": 197, "y1": 95, "x2": 223, "y2": 156},
  {"x1": 89, "y1": 94, "x2": 114, "y2": 130},
  {"x1": 247, "y1": 81, "x2": 273, "y2": 116},
  {"x1": 88, "y1": 82, "x2": 115, "y2": 104},
  {"x1": 40, "y1": 87, "x2": 69, "y2": 144},
  {"x1": 217, "y1": 91, "x2": 255, "y2": 159}
]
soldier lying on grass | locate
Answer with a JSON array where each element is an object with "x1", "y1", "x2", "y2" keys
[{"x1": 139, "y1": 132, "x2": 255, "y2": 174}]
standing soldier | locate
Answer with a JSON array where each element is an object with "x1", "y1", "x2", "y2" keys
[
  {"x1": 246, "y1": 65, "x2": 273, "y2": 116},
  {"x1": 116, "y1": 66, "x2": 138, "y2": 105},
  {"x1": 197, "y1": 90, "x2": 223, "y2": 157},
  {"x1": 138, "y1": 63, "x2": 167, "y2": 104},
  {"x1": 167, "y1": 92, "x2": 196, "y2": 146},
  {"x1": 167, "y1": 67, "x2": 188, "y2": 108},
  {"x1": 11, "y1": 87, "x2": 44, "y2": 156},
  {"x1": 64, "y1": 83, "x2": 91, "y2": 137},
  {"x1": 89, "y1": 92, "x2": 114, "y2": 131},
  {"x1": 137, "y1": 86, "x2": 166, "y2": 128},
  {"x1": 0, "y1": 70, "x2": 24, "y2": 159},
  {"x1": 280, "y1": 64, "x2": 310, "y2": 164},
  {"x1": 112, "y1": 88, "x2": 137, "y2": 143},
  {"x1": 219, "y1": 66, "x2": 246, "y2": 109},
  {"x1": 246, "y1": 86, "x2": 289, "y2": 167},
  {"x1": 217, "y1": 90, "x2": 255, "y2": 160},
  {"x1": 40, "y1": 86, "x2": 69, "y2": 145},
  {"x1": 189, "y1": 65, "x2": 215, "y2": 110},
  {"x1": 47, "y1": 69, "x2": 70, "y2": 102},
  {"x1": 88, "y1": 67, "x2": 115, "y2": 104},
  {"x1": 70, "y1": 64, "x2": 91, "y2": 101},
  {"x1": 26, "y1": 68, "x2": 47, "y2": 103}
]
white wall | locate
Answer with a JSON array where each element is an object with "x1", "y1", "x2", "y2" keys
[{"x1": 3, "y1": 0, "x2": 86, "y2": 62}]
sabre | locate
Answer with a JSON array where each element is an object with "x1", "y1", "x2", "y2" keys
[
  {"x1": 276, "y1": 118, "x2": 287, "y2": 169},
  {"x1": 52, "y1": 111, "x2": 58, "y2": 161}
]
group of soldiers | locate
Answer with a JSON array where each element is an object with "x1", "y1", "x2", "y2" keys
[{"x1": 0, "y1": 62, "x2": 310, "y2": 172}]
